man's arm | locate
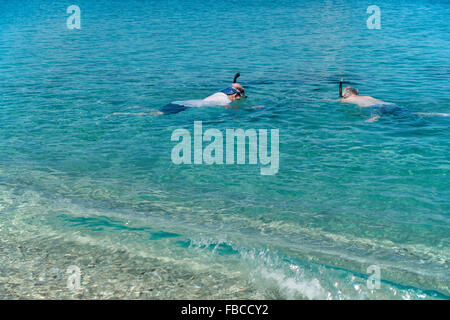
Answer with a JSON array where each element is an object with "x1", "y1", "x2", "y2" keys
[
  {"x1": 223, "y1": 105, "x2": 264, "y2": 109},
  {"x1": 366, "y1": 115, "x2": 381, "y2": 122}
]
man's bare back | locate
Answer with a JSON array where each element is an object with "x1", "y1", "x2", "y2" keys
[
  {"x1": 338, "y1": 79, "x2": 396, "y2": 121},
  {"x1": 340, "y1": 95, "x2": 393, "y2": 108}
]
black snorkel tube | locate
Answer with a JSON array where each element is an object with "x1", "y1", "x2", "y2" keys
[
  {"x1": 339, "y1": 78, "x2": 343, "y2": 98},
  {"x1": 233, "y1": 73, "x2": 240, "y2": 84}
]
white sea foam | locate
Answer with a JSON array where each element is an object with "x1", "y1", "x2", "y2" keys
[
  {"x1": 258, "y1": 268, "x2": 326, "y2": 299},
  {"x1": 414, "y1": 112, "x2": 450, "y2": 117}
]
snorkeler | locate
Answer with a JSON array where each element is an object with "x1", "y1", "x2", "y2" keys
[
  {"x1": 159, "y1": 73, "x2": 247, "y2": 115},
  {"x1": 339, "y1": 78, "x2": 400, "y2": 122},
  {"x1": 337, "y1": 79, "x2": 450, "y2": 122},
  {"x1": 339, "y1": 78, "x2": 394, "y2": 107}
]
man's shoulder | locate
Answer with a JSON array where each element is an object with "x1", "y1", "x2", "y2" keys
[
  {"x1": 205, "y1": 92, "x2": 227, "y2": 99},
  {"x1": 203, "y1": 92, "x2": 230, "y2": 105}
]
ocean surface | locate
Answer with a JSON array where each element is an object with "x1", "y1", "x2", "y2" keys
[{"x1": 0, "y1": 0, "x2": 449, "y2": 299}]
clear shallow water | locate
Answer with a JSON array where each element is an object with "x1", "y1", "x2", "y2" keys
[{"x1": 0, "y1": 0, "x2": 449, "y2": 299}]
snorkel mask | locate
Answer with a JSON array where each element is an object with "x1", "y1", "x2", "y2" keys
[{"x1": 221, "y1": 87, "x2": 243, "y2": 97}]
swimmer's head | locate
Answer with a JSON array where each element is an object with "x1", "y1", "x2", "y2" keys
[
  {"x1": 232, "y1": 83, "x2": 246, "y2": 98},
  {"x1": 342, "y1": 86, "x2": 358, "y2": 98},
  {"x1": 231, "y1": 73, "x2": 247, "y2": 98}
]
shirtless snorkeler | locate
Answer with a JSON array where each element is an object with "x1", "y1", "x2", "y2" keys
[{"x1": 339, "y1": 78, "x2": 400, "y2": 122}]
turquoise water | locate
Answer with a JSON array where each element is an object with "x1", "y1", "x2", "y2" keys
[{"x1": 0, "y1": 0, "x2": 449, "y2": 299}]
